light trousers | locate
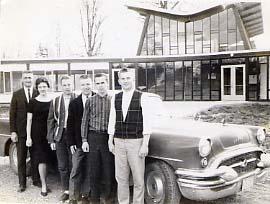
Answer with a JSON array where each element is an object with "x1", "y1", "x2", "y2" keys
[{"x1": 114, "y1": 138, "x2": 145, "y2": 204}]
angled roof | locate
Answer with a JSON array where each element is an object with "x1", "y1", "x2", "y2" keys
[{"x1": 127, "y1": 1, "x2": 263, "y2": 38}]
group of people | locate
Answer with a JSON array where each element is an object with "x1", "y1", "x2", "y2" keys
[{"x1": 9, "y1": 68, "x2": 152, "y2": 204}]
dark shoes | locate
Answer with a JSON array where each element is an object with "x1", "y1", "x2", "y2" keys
[
  {"x1": 33, "y1": 181, "x2": 42, "y2": 188},
  {"x1": 68, "y1": 199, "x2": 78, "y2": 204},
  {"x1": 40, "y1": 187, "x2": 51, "y2": 197},
  {"x1": 60, "y1": 193, "x2": 69, "y2": 202},
  {"x1": 81, "y1": 196, "x2": 89, "y2": 204},
  {"x1": 41, "y1": 191, "x2": 48, "y2": 197},
  {"x1": 17, "y1": 185, "x2": 26, "y2": 193}
]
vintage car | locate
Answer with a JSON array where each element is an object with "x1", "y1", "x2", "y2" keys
[{"x1": 1, "y1": 95, "x2": 270, "y2": 204}]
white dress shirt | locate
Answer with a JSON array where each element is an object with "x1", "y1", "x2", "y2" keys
[
  {"x1": 82, "y1": 94, "x2": 88, "y2": 109},
  {"x1": 63, "y1": 96, "x2": 71, "y2": 128},
  {"x1": 108, "y1": 89, "x2": 152, "y2": 136},
  {"x1": 23, "y1": 86, "x2": 33, "y2": 103}
]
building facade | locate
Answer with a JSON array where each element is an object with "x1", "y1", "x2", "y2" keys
[{"x1": 110, "y1": 1, "x2": 268, "y2": 101}]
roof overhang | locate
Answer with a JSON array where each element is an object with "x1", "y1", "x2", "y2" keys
[{"x1": 127, "y1": 1, "x2": 263, "y2": 37}]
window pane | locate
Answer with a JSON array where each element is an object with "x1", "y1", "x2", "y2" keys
[
  {"x1": 224, "y1": 68, "x2": 231, "y2": 95},
  {"x1": 211, "y1": 60, "x2": 220, "y2": 100},
  {"x1": 0, "y1": 72, "x2": 3, "y2": 93},
  {"x1": 175, "y1": 61, "x2": 184, "y2": 100},
  {"x1": 12, "y1": 71, "x2": 22, "y2": 92},
  {"x1": 186, "y1": 22, "x2": 194, "y2": 54},
  {"x1": 211, "y1": 14, "x2": 219, "y2": 52},
  {"x1": 193, "y1": 61, "x2": 201, "y2": 100},
  {"x1": 165, "y1": 62, "x2": 175, "y2": 100},
  {"x1": 137, "y1": 63, "x2": 147, "y2": 91},
  {"x1": 184, "y1": 61, "x2": 192, "y2": 100},
  {"x1": 203, "y1": 17, "x2": 211, "y2": 53},
  {"x1": 170, "y1": 20, "x2": 178, "y2": 55},
  {"x1": 146, "y1": 63, "x2": 156, "y2": 94},
  {"x1": 178, "y1": 21, "x2": 185, "y2": 54},
  {"x1": 156, "y1": 63, "x2": 165, "y2": 99},
  {"x1": 235, "y1": 67, "x2": 243, "y2": 95},
  {"x1": 155, "y1": 16, "x2": 162, "y2": 55},
  {"x1": 4, "y1": 72, "x2": 11, "y2": 92},
  {"x1": 202, "y1": 61, "x2": 210, "y2": 100}
]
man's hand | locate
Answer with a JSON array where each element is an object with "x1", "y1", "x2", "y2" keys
[
  {"x1": 139, "y1": 144, "x2": 148, "y2": 158},
  {"x1": 70, "y1": 145, "x2": 77, "y2": 154},
  {"x1": 11, "y1": 132, "x2": 18, "y2": 143},
  {"x1": 26, "y1": 139, "x2": 32, "y2": 147},
  {"x1": 82, "y1": 142, "x2": 89, "y2": 152},
  {"x1": 108, "y1": 139, "x2": 115, "y2": 155},
  {"x1": 50, "y1": 143, "x2": 56, "y2": 151}
]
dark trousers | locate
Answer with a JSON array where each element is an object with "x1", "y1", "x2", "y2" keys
[
  {"x1": 56, "y1": 130, "x2": 72, "y2": 191},
  {"x1": 16, "y1": 137, "x2": 39, "y2": 187},
  {"x1": 86, "y1": 131, "x2": 114, "y2": 199},
  {"x1": 69, "y1": 148, "x2": 89, "y2": 200}
]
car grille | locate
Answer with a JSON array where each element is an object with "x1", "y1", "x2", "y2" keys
[{"x1": 219, "y1": 151, "x2": 260, "y2": 174}]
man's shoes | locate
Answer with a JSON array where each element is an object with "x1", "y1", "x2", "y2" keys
[
  {"x1": 41, "y1": 191, "x2": 48, "y2": 197},
  {"x1": 81, "y1": 195, "x2": 89, "y2": 204},
  {"x1": 60, "y1": 193, "x2": 69, "y2": 202},
  {"x1": 33, "y1": 181, "x2": 42, "y2": 188},
  {"x1": 17, "y1": 185, "x2": 26, "y2": 193},
  {"x1": 68, "y1": 199, "x2": 78, "y2": 204}
]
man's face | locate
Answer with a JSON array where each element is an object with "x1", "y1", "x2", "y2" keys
[
  {"x1": 118, "y1": 71, "x2": 134, "y2": 91},
  {"x1": 61, "y1": 79, "x2": 73, "y2": 95},
  {"x1": 80, "y1": 78, "x2": 92, "y2": 96},
  {"x1": 22, "y1": 73, "x2": 33, "y2": 88},
  {"x1": 95, "y1": 76, "x2": 108, "y2": 95}
]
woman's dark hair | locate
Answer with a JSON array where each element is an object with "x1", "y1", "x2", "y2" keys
[{"x1": 35, "y1": 77, "x2": 50, "y2": 90}]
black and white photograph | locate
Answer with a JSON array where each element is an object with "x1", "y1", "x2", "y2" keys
[{"x1": 1, "y1": 0, "x2": 270, "y2": 203}]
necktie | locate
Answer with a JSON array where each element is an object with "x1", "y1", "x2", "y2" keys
[{"x1": 27, "y1": 88, "x2": 31, "y2": 102}]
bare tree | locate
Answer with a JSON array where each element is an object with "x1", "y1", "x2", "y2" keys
[{"x1": 80, "y1": 0, "x2": 104, "y2": 56}]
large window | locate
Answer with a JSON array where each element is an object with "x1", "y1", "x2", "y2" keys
[{"x1": 140, "y1": 8, "x2": 246, "y2": 56}]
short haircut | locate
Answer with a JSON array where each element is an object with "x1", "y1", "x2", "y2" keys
[
  {"x1": 79, "y1": 74, "x2": 91, "y2": 80},
  {"x1": 35, "y1": 77, "x2": 50, "y2": 89},
  {"x1": 60, "y1": 75, "x2": 72, "y2": 85},
  {"x1": 117, "y1": 68, "x2": 131, "y2": 78},
  {"x1": 94, "y1": 73, "x2": 108, "y2": 82},
  {"x1": 22, "y1": 70, "x2": 33, "y2": 76}
]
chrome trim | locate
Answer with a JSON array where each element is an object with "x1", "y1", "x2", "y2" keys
[
  {"x1": 209, "y1": 145, "x2": 262, "y2": 168},
  {"x1": 178, "y1": 168, "x2": 265, "y2": 189},
  {"x1": 175, "y1": 168, "x2": 225, "y2": 178},
  {"x1": 147, "y1": 155, "x2": 183, "y2": 162},
  {"x1": 229, "y1": 157, "x2": 257, "y2": 168},
  {"x1": 0, "y1": 133, "x2": 10, "y2": 137}
]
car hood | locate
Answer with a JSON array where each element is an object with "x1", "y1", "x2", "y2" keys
[{"x1": 149, "y1": 116, "x2": 260, "y2": 169}]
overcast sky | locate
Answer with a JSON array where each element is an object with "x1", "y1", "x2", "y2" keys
[{"x1": 0, "y1": 0, "x2": 269, "y2": 58}]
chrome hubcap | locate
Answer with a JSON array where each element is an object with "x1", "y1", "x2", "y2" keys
[{"x1": 146, "y1": 171, "x2": 164, "y2": 202}]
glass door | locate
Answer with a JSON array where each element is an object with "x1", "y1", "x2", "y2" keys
[{"x1": 221, "y1": 64, "x2": 245, "y2": 100}]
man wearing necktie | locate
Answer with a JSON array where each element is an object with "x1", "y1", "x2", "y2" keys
[
  {"x1": 9, "y1": 70, "x2": 40, "y2": 192},
  {"x1": 66, "y1": 75, "x2": 94, "y2": 204},
  {"x1": 108, "y1": 68, "x2": 152, "y2": 204}
]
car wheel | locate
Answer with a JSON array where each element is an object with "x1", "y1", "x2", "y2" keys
[
  {"x1": 145, "y1": 161, "x2": 181, "y2": 204},
  {"x1": 9, "y1": 142, "x2": 31, "y2": 176}
]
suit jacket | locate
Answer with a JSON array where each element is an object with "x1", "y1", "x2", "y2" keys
[
  {"x1": 9, "y1": 88, "x2": 38, "y2": 138},
  {"x1": 66, "y1": 94, "x2": 84, "y2": 148},
  {"x1": 47, "y1": 93, "x2": 76, "y2": 143}
]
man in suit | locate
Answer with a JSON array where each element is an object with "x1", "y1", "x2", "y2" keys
[
  {"x1": 9, "y1": 70, "x2": 40, "y2": 192},
  {"x1": 66, "y1": 75, "x2": 94, "y2": 204},
  {"x1": 108, "y1": 68, "x2": 152, "y2": 204},
  {"x1": 47, "y1": 75, "x2": 75, "y2": 202}
]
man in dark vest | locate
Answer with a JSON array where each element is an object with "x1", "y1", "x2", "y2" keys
[
  {"x1": 47, "y1": 75, "x2": 75, "y2": 202},
  {"x1": 9, "y1": 70, "x2": 40, "y2": 192},
  {"x1": 66, "y1": 74, "x2": 94, "y2": 204},
  {"x1": 108, "y1": 68, "x2": 152, "y2": 204}
]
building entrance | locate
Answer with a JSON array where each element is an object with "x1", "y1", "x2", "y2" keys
[{"x1": 221, "y1": 64, "x2": 246, "y2": 101}]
